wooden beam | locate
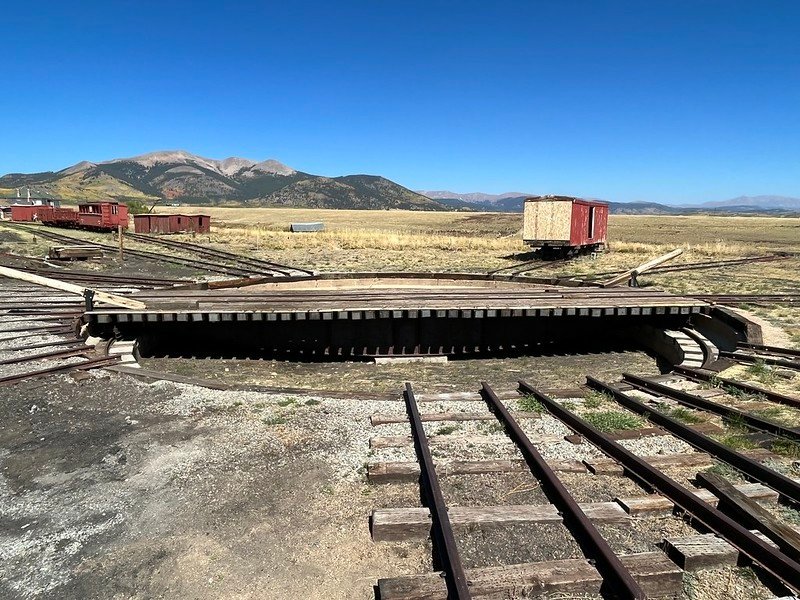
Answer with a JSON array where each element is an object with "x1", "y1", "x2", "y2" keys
[
  {"x1": 0, "y1": 265, "x2": 145, "y2": 310},
  {"x1": 661, "y1": 533, "x2": 738, "y2": 570},
  {"x1": 697, "y1": 472, "x2": 800, "y2": 562},
  {"x1": 369, "y1": 433, "x2": 563, "y2": 449},
  {"x1": 371, "y1": 502, "x2": 629, "y2": 542},
  {"x1": 377, "y1": 552, "x2": 683, "y2": 599},
  {"x1": 370, "y1": 411, "x2": 540, "y2": 425},
  {"x1": 367, "y1": 458, "x2": 586, "y2": 483},
  {"x1": 601, "y1": 249, "x2": 683, "y2": 287}
]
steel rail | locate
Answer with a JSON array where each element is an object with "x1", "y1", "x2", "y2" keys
[
  {"x1": 0, "y1": 355, "x2": 120, "y2": 385},
  {"x1": 719, "y1": 350, "x2": 800, "y2": 371},
  {"x1": 585, "y1": 376, "x2": 800, "y2": 504},
  {"x1": 738, "y1": 342, "x2": 800, "y2": 358},
  {"x1": 672, "y1": 366, "x2": 800, "y2": 409},
  {"x1": 0, "y1": 329, "x2": 73, "y2": 342},
  {"x1": 128, "y1": 233, "x2": 313, "y2": 276},
  {"x1": 579, "y1": 254, "x2": 788, "y2": 280},
  {"x1": 0, "y1": 323, "x2": 75, "y2": 334},
  {"x1": 0, "y1": 346, "x2": 90, "y2": 365},
  {"x1": 403, "y1": 382, "x2": 471, "y2": 599},
  {"x1": 481, "y1": 381, "x2": 644, "y2": 599},
  {"x1": 622, "y1": 373, "x2": 800, "y2": 443},
  {"x1": 7, "y1": 224, "x2": 257, "y2": 278},
  {"x1": 518, "y1": 378, "x2": 800, "y2": 594},
  {"x1": 3, "y1": 339, "x2": 87, "y2": 352}
]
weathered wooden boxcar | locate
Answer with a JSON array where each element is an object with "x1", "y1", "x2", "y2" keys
[
  {"x1": 133, "y1": 213, "x2": 210, "y2": 234},
  {"x1": 40, "y1": 207, "x2": 80, "y2": 227},
  {"x1": 523, "y1": 196, "x2": 608, "y2": 256},
  {"x1": 78, "y1": 202, "x2": 129, "y2": 230}
]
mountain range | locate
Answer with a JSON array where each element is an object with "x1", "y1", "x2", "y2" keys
[
  {"x1": 419, "y1": 190, "x2": 800, "y2": 214},
  {"x1": 0, "y1": 150, "x2": 443, "y2": 210},
  {"x1": 1, "y1": 151, "x2": 798, "y2": 214}
]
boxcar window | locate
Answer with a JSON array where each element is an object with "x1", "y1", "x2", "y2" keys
[{"x1": 588, "y1": 206, "x2": 595, "y2": 238}]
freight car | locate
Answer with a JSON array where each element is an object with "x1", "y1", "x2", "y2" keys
[
  {"x1": 11, "y1": 201, "x2": 129, "y2": 231},
  {"x1": 133, "y1": 213, "x2": 210, "y2": 234},
  {"x1": 522, "y1": 196, "x2": 608, "y2": 258}
]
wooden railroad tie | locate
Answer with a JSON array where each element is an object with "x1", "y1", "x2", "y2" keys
[
  {"x1": 377, "y1": 552, "x2": 683, "y2": 600},
  {"x1": 372, "y1": 482, "x2": 779, "y2": 541}
]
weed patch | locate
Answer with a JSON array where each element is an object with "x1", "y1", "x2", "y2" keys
[
  {"x1": 435, "y1": 424, "x2": 460, "y2": 436},
  {"x1": 262, "y1": 415, "x2": 288, "y2": 426},
  {"x1": 584, "y1": 390, "x2": 612, "y2": 409},
  {"x1": 771, "y1": 438, "x2": 800, "y2": 458},
  {"x1": 663, "y1": 406, "x2": 704, "y2": 424},
  {"x1": 518, "y1": 395, "x2": 545, "y2": 413},
  {"x1": 583, "y1": 411, "x2": 644, "y2": 432},
  {"x1": 715, "y1": 433, "x2": 757, "y2": 451},
  {"x1": 746, "y1": 360, "x2": 778, "y2": 385}
]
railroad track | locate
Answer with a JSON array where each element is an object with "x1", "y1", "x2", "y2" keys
[
  {"x1": 715, "y1": 342, "x2": 800, "y2": 371},
  {"x1": 691, "y1": 293, "x2": 800, "y2": 306},
  {"x1": 126, "y1": 232, "x2": 314, "y2": 277},
  {"x1": 369, "y1": 374, "x2": 800, "y2": 598},
  {"x1": 2, "y1": 223, "x2": 265, "y2": 278},
  {"x1": 0, "y1": 280, "x2": 119, "y2": 385},
  {"x1": 487, "y1": 258, "x2": 570, "y2": 276},
  {"x1": 578, "y1": 254, "x2": 792, "y2": 282}
]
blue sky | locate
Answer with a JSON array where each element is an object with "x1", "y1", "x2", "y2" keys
[{"x1": 1, "y1": 1, "x2": 798, "y2": 203}]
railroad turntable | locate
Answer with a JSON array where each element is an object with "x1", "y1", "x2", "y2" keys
[{"x1": 83, "y1": 274, "x2": 711, "y2": 360}]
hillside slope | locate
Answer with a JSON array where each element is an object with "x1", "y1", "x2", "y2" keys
[{"x1": 0, "y1": 151, "x2": 447, "y2": 210}]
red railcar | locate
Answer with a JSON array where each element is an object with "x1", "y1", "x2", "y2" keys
[
  {"x1": 10, "y1": 200, "x2": 128, "y2": 231},
  {"x1": 78, "y1": 202, "x2": 128, "y2": 230},
  {"x1": 40, "y1": 207, "x2": 79, "y2": 227},
  {"x1": 133, "y1": 213, "x2": 211, "y2": 234},
  {"x1": 522, "y1": 196, "x2": 608, "y2": 257}
]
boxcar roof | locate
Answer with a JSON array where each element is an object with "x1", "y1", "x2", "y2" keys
[{"x1": 524, "y1": 195, "x2": 608, "y2": 207}]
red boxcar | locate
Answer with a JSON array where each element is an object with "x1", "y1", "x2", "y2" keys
[
  {"x1": 40, "y1": 207, "x2": 79, "y2": 227},
  {"x1": 133, "y1": 213, "x2": 211, "y2": 234},
  {"x1": 78, "y1": 202, "x2": 129, "y2": 230},
  {"x1": 522, "y1": 196, "x2": 608, "y2": 257},
  {"x1": 10, "y1": 205, "x2": 46, "y2": 222}
]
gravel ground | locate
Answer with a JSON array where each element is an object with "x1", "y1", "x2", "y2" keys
[
  {"x1": 455, "y1": 522, "x2": 584, "y2": 569},
  {"x1": 0, "y1": 372, "x2": 430, "y2": 599}
]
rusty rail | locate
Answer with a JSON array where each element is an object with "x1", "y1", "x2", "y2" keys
[
  {"x1": 519, "y1": 378, "x2": 800, "y2": 594},
  {"x1": 622, "y1": 373, "x2": 800, "y2": 443},
  {"x1": 585, "y1": 376, "x2": 800, "y2": 503},
  {"x1": 481, "y1": 381, "x2": 644, "y2": 599},
  {"x1": 673, "y1": 366, "x2": 800, "y2": 409},
  {"x1": 404, "y1": 382, "x2": 471, "y2": 599}
]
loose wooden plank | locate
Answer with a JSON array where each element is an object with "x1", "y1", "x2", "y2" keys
[
  {"x1": 370, "y1": 411, "x2": 540, "y2": 426},
  {"x1": 585, "y1": 452, "x2": 714, "y2": 475},
  {"x1": 372, "y1": 502, "x2": 630, "y2": 542},
  {"x1": 369, "y1": 433, "x2": 563, "y2": 449},
  {"x1": 414, "y1": 390, "x2": 519, "y2": 402},
  {"x1": 615, "y1": 482, "x2": 779, "y2": 515},
  {"x1": 607, "y1": 427, "x2": 664, "y2": 440},
  {"x1": 367, "y1": 458, "x2": 586, "y2": 483},
  {"x1": 378, "y1": 552, "x2": 682, "y2": 599},
  {"x1": 660, "y1": 534, "x2": 738, "y2": 570},
  {"x1": 0, "y1": 264, "x2": 145, "y2": 310},
  {"x1": 697, "y1": 472, "x2": 800, "y2": 562}
]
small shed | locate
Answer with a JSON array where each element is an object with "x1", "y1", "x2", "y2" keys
[
  {"x1": 290, "y1": 222, "x2": 324, "y2": 233},
  {"x1": 523, "y1": 196, "x2": 608, "y2": 252},
  {"x1": 134, "y1": 213, "x2": 211, "y2": 234}
]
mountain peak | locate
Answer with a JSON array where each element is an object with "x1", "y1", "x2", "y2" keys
[
  {"x1": 58, "y1": 160, "x2": 97, "y2": 176},
  {"x1": 103, "y1": 150, "x2": 296, "y2": 177},
  {"x1": 0, "y1": 150, "x2": 445, "y2": 210}
]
